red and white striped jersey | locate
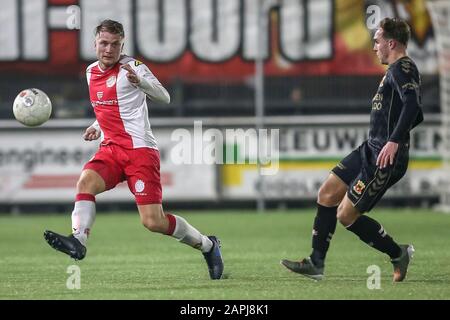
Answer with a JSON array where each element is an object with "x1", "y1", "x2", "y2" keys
[{"x1": 86, "y1": 55, "x2": 170, "y2": 150}]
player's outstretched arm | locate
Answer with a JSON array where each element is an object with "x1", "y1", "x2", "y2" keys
[{"x1": 121, "y1": 64, "x2": 170, "y2": 104}]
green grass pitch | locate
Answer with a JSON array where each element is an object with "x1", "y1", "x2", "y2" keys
[{"x1": 0, "y1": 209, "x2": 449, "y2": 300}]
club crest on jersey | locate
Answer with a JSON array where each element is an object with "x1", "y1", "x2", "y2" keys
[
  {"x1": 106, "y1": 75, "x2": 117, "y2": 88},
  {"x1": 353, "y1": 180, "x2": 366, "y2": 195},
  {"x1": 97, "y1": 91, "x2": 103, "y2": 99},
  {"x1": 135, "y1": 179, "x2": 145, "y2": 193}
]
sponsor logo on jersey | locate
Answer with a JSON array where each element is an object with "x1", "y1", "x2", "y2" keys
[
  {"x1": 106, "y1": 75, "x2": 117, "y2": 88},
  {"x1": 353, "y1": 180, "x2": 366, "y2": 195},
  {"x1": 134, "y1": 60, "x2": 144, "y2": 67},
  {"x1": 91, "y1": 99, "x2": 118, "y2": 107}
]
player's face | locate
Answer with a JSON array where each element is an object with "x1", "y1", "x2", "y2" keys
[
  {"x1": 95, "y1": 31, "x2": 124, "y2": 69},
  {"x1": 373, "y1": 28, "x2": 390, "y2": 65}
]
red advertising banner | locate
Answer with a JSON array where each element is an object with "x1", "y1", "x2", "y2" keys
[{"x1": 0, "y1": 0, "x2": 437, "y2": 82}]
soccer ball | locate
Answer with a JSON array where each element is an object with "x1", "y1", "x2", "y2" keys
[{"x1": 13, "y1": 88, "x2": 52, "y2": 127}]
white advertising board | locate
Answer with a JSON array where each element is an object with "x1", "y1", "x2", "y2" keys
[{"x1": 0, "y1": 128, "x2": 216, "y2": 203}]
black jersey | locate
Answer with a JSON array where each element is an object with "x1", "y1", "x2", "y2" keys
[{"x1": 368, "y1": 56, "x2": 423, "y2": 150}]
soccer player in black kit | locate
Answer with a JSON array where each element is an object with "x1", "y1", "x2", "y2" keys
[{"x1": 281, "y1": 18, "x2": 423, "y2": 282}]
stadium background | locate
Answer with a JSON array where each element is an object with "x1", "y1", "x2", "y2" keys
[{"x1": 0, "y1": 0, "x2": 443, "y2": 212}]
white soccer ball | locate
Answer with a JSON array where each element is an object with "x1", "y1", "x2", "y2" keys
[{"x1": 13, "y1": 88, "x2": 52, "y2": 127}]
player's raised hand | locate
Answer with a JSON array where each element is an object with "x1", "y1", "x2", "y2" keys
[
  {"x1": 121, "y1": 64, "x2": 140, "y2": 85},
  {"x1": 376, "y1": 141, "x2": 399, "y2": 169},
  {"x1": 83, "y1": 126, "x2": 100, "y2": 141}
]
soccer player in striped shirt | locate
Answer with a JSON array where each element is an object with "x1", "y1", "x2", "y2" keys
[{"x1": 44, "y1": 20, "x2": 223, "y2": 280}]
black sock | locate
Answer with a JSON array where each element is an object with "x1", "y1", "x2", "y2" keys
[
  {"x1": 346, "y1": 215, "x2": 401, "y2": 259},
  {"x1": 310, "y1": 204, "x2": 338, "y2": 268}
]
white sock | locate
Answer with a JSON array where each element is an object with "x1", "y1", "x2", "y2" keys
[
  {"x1": 169, "y1": 214, "x2": 213, "y2": 253},
  {"x1": 71, "y1": 195, "x2": 96, "y2": 246}
]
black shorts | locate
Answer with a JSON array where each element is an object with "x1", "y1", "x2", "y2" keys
[{"x1": 331, "y1": 140, "x2": 409, "y2": 213}]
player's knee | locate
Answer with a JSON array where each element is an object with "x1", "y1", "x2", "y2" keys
[
  {"x1": 77, "y1": 172, "x2": 102, "y2": 194},
  {"x1": 76, "y1": 176, "x2": 94, "y2": 193},
  {"x1": 317, "y1": 185, "x2": 340, "y2": 206},
  {"x1": 336, "y1": 204, "x2": 358, "y2": 226},
  {"x1": 336, "y1": 209, "x2": 350, "y2": 226},
  {"x1": 336, "y1": 205, "x2": 345, "y2": 223}
]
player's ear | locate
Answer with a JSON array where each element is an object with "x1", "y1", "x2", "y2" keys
[{"x1": 389, "y1": 39, "x2": 396, "y2": 50}]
